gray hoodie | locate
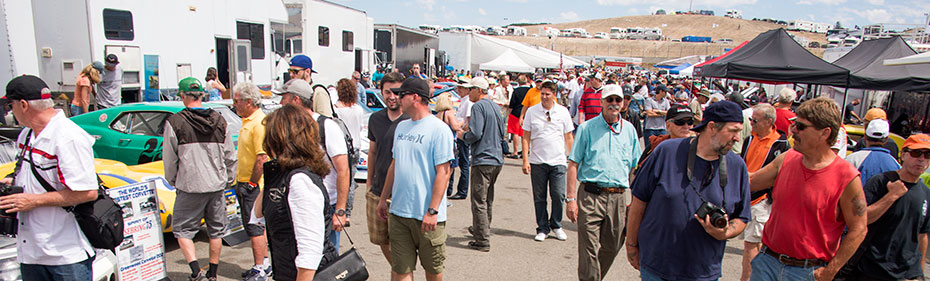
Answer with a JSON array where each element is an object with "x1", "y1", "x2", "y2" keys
[{"x1": 163, "y1": 108, "x2": 237, "y2": 193}]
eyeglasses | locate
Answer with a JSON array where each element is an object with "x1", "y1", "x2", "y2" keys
[
  {"x1": 288, "y1": 68, "x2": 304, "y2": 74},
  {"x1": 792, "y1": 121, "x2": 814, "y2": 131},
  {"x1": 673, "y1": 119, "x2": 694, "y2": 126},
  {"x1": 904, "y1": 149, "x2": 930, "y2": 159},
  {"x1": 545, "y1": 111, "x2": 551, "y2": 122},
  {"x1": 749, "y1": 117, "x2": 758, "y2": 123},
  {"x1": 604, "y1": 96, "x2": 622, "y2": 103}
]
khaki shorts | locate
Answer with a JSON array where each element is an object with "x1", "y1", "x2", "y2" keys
[
  {"x1": 744, "y1": 200, "x2": 771, "y2": 244},
  {"x1": 389, "y1": 214, "x2": 446, "y2": 274},
  {"x1": 366, "y1": 192, "x2": 390, "y2": 245}
]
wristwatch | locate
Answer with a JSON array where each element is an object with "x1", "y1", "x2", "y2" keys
[
  {"x1": 335, "y1": 209, "x2": 346, "y2": 216},
  {"x1": 427, "y1": 208, "x2": 439, "y2": 215},
  {"x1": 565, "y1": 197, "x2": 577, "y2": 202}
]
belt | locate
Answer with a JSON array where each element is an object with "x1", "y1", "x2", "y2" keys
[
  {"x1": 761, "y1": 245, "x2": 826, "y2": 268},
  {"x1": 582, "y1": 182, "x2": 625, "y2": 194}
]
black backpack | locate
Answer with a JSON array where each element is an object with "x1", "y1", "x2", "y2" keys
[
  {"x1": 316, "y1": 115, "x2": 360, "y2": 178},
  {"x1": 16, "y1": 130, "x2": 124, "y2": 250}
]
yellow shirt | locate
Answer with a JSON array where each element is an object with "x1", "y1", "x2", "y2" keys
[{"x1": 237, "y1": 109, "x2": 267, "y2": 183}]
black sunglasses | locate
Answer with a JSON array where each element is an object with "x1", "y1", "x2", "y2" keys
[
  {"x1": 604, "y1": 96, "x2": 622, "y2": 103},
  {"x1": 793, "y1": 121, "x2": 814, "y2": 131},
  {"x1": 288, "y1": 68, "x2": 304, "y2": 74},
  {"x1": 545, "y1": 111, "x2": 551, "y2": 122},
  {"x1": 673, "y1": 119, "x2": 694, "y2": 126},
  {"x1": 904, "y1": 149, "x2": 930, "y2": 159}
]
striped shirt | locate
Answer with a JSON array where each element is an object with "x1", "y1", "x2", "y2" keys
[{"x1": 578, "y1": 87, "x2": 602, "y2": 121}]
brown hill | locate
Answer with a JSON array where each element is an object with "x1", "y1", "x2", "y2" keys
[{"x1": 497, "y1": 14, "x2": 827, "y2": 60}]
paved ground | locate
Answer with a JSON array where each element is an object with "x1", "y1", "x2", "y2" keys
[{"x1": 163, "y1": 156, "x2": 929, "y2": 280}]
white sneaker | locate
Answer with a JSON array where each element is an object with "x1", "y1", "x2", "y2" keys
[
  {"x1": 553, "y1": 228, "x2": 568, "y2": 241},
  {"x1": 534, "y1": 232, "x2": 547, "y2": 242}
]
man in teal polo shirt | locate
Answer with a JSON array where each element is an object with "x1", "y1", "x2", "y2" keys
[{"x1": 566, "y1": 84, "x2": 642, "y2": 281}]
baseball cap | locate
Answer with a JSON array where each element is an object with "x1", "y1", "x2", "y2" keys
[
  {"x1": 178, "y1": 77, "x2": 204, "y2": 93},
  {"x1": 289, "y1": 55, "x2": 318, "y2": 73},
  {"x1": 655, "y1": 84, "x2": 670, "y2": 93},
  {"x1": 391, "y1": 77, "x2": 430, "y2": 98},
  {"x1": 5, "y1": 75, "x2": 51, "y2": 101},
  {"x1": 748, "y1": 95, "x2": 760, "y2": 105},
  {"x1": 601, "y1": 84, "x2": 623, "y2": 99},
  {"x1": 697, "y1": 89, "x2": 711, "y2": 98},
  {"x1": 487, "y1": 78, "x2": 498, "y2": 85},
  {"x1": 903, "y1": 134, "x2": 930, "y2": 150},
  {"x1": 588, "y1": 72, "x2": 604, "y2": 81},
  {"x1": 863, "y1": 108, "x2": 887, "y2": 122},
  {"x1": 622, "y1": 85, "x2": 633, "y2": 97},
  {"x1": 92, "y1": 61, "x2": 106, "y2": 72},
  {"x1": 461, "y1": 77, "x2": 489, "y2": 91},
  {"x1": 105, "y1": 54, "x2": 119, "y2": 64},
  {"x1": 865, "y1": 119, "x2": 890, "y2": 139},
  {"x1": 272, "y1": 79, "x2": 294, "y2": 95},
  {"x1": 666, "y1": 104, "x2": 694, "y2": 121},
  {"x1": 692, "y1": 101, "x2": 744, "y2": 131},
  {"x1": 281, "y1": 79, "x2": 314, "y2": 100},
  {"x1": 727, "y1": 92, "x2": 748, "y2": 109}
]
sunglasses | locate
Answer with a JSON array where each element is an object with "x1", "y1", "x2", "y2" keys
[
  {"x1": 604, "y1": 96, "x2": 622, "y2": 103},
  {"x1": 545, "y1": 111, "x2": 551, "y2": 122},
  {"x1": 904, "y1": 149, "x2": 930, "y2": 159},
  {"x1": 792, "y1": 121, "x2": 815, "y2": 131},
  {"x1": 288, "y1": 68, "x2": 305, "y2": 74},
  {"x1": 749, "y1": 117, "x2": 758, "y2": 123},
  {"x1": 673, "y1": 119, "x2": 694, "y2": 126}
]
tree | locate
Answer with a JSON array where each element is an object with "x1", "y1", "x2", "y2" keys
[{"x1": 835, "y1": 21, "x2": 843, "y2": 29}]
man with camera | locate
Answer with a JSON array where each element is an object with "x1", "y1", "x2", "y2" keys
[
  {"x1": 626, "y1": 100, "x2": 752, "y2": 280},
  {"x1": 0, "y1": 75, "x2": 99, "y2": 280},
  {"x1": 749, "y1": 97, "x2": 867, "y2": 281},
  {"x1": 565, "y1": 84, "x2": 642, "y2": 281}
]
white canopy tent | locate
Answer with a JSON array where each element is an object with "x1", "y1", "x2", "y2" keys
[
  {"x1": 479, "y1": 49, "x2": 535, "y2": 73},
  {"x1": 678, "y1": 64, "x2": 695, "y2": 77},
  {"x1": 884, "y1": 51, "x2": 930, "y2": 66},
  {"x1": 440, "y1": 32, "x2": 588, "y2": 72}
]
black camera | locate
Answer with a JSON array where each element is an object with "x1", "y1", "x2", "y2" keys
[
  {"x1": 0, "y1": 183, "x2": 23, "y2": 236},
  {"x1": 695, "y1": 201, "x2": 728, "y2": 228}
]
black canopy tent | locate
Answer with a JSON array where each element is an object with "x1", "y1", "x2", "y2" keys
[
  {"x1": 833, "y1": 36, "x2": 930, "y2": 92},
  {"x1": 698, "y1": 28, "x2": 850, "y2": 87}
]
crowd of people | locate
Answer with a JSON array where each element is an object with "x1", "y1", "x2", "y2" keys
[{"x1": 2, "y1": 50, "x2": 930, "y2": 281}]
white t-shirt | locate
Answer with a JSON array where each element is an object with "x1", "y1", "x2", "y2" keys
[
  {"x1": 456, "y1": 98, "x2": 473, "y2": 121},
  {"x1": 521, "y1": 103, "x2": 574, "y2": 166},
  {"x1": 333, "y1": 104, "x2": 364, "y2": 148},
  {"x1": 311, "y1": 112, "x2": 348, "y2": 202}
]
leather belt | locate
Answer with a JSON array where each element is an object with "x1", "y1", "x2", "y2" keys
[
  {"x1": 761, "y1": 245, "x2": 826, "y2": 268},
  {"x1": 582, "y1": 183, "x2": 625, "y2": 194}
]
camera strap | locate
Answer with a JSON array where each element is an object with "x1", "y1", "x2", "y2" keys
[
  {"x1": 685, "y1": 136, "x2": 728, "y2": 211},
  {"x1": 15, "y1": 129, "x2": 74, "y2": 212},
  {"x1": 10, "y1": 132, "x2": 31, "y2": 187}
]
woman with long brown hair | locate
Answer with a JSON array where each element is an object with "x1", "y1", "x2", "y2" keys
[
  {"x1": 70, "y1": 64, "x2": 101, "y2": 116},
  {"x1": 204, "y1": 67, "x2": 227, "y2": 100},
  {"x1": 260, "y1": 104, "x2": 338, "y2": 281}
]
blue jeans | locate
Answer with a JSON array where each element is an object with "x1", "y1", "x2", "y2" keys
[
  {"x1": 447, "y1": 139, "x2": 470, "y2": 196},
  {"x1": 69, "y1": 105, "x2": 85, "y2": 117},
  {"x1": 530, "y1": 163, "x2": 566, "y2": 234},
  {"x1": 642, "y1": 128, "x2": 667, "y2": 151},
  {"x1": 750, "y1": 249, "x2": 821, "y2": 281},
  {"x1": 21, "y1": 255, "x2": 93, "y2": 281},
  {"x1": 641, "y1": 267, "x2": 717, "y2": 281}
]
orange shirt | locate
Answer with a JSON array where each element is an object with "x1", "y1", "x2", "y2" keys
[
  {"x1": 522, "y1": 87, "x2": 541, "y2": 108},
  {"x1": 744, "y1": 128, "x2": 781, "y2": 173}
]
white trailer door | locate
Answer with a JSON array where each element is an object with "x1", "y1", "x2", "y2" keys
[{"x1": 230, "y1": 39, "x2": 252, "y2": 87}]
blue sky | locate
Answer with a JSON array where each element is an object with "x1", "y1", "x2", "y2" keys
[{"x1": 333, "y1": 0, "x2": 930, "y2": 30}]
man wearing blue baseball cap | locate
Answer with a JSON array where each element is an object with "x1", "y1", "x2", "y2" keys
[
  {"x1": 627, "y1": 100, "x2": 752, "y2": 281},
  {"x1": 288, "y1": 54, "x2": 333, "y2": 117}
]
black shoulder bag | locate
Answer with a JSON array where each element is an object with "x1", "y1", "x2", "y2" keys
[
  {"x1": 19, "y1": 130, "x2": 124, "y2": 249},
  {"x1": 314, "y1": 216, "x2": 369, "y2": 281}
]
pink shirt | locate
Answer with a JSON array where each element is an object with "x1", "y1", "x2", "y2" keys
[{"x1": 762, "y1": 150, "x2": 860, "y2": 261}]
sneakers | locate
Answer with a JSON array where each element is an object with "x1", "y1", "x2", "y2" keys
[
  {"x1": 448, "y1": 194, "x2": 467, "y2": 200},
  {"x1": 242, "y1": 266, "x2": 270, "y2": 281},
  {"x1": 467, "y1": 241, "x2": 490, "y2": 252},
  {"x1": 534, "y1": 232, "x2": 547, "y2": 242},
  {"x1": 189, "y1": 270, "x2": 205, "y2": 281},
  {"x1": 553, "y1": 228, "x2": 568, "y2": 241}
]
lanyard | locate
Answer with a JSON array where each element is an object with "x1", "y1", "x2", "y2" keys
[{"x1": 606, "y1": 117, "x2": 623, "y2": 135}]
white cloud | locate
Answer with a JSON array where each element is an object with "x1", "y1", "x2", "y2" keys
[
  {"x1": 505, "y1": 0, "x2": 528, "y2": 2},
  {"x1": 866, "y1": 0, "x2": 884, "y2": 4},
  {"x1": 846, "y1": 8, "x2": 894, "y2": 23},
  {"x1": 795, "y1": 0, "x2": 845, "y2": 5},
  {"x1": 478, "y1": 8, "x2": 487, "y2": 16},
  {"x1": 416, "y1": 0, "x2": 435, "y2": 11},
  {"x1": 560, "y1": 11, "x2": 579, "y2": 21}
]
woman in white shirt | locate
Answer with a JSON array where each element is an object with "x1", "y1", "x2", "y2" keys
[
  {"x1": 333, "y1": 78, "x2": 364, "y2": 148},
  {"x1": 260, "y1": 104, "x2": 338, "y2": 281}
]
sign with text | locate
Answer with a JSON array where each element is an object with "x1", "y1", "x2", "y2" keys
[{"x1": 107, "y1": 182, "x2": 168, "y2": 281}]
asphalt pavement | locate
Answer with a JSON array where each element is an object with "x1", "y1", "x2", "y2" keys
[{"x1": 163, "y1": 156, "x2": 930, "y2": 280}]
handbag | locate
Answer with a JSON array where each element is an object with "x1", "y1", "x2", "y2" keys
[{"x1": 314, "y1": 216, "x2": 369, "y2": 281}]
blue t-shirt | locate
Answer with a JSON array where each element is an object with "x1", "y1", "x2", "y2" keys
[
  {"x1": 631, "y1": 137, "x2": 751, "y2": 281},
  {"x1": 390, "y1": 115, "x2": 455, "y2": 222}
]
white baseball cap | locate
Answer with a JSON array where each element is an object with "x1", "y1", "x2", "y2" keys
[
  {"x1": 461, "y1": 77, "x2": 489, "y2": 90},
  {"x1": 866, "y1": 119, "x2": 890, "y2": 139}
]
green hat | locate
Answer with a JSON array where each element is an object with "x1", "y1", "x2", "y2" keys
[{"x1": 178, "y1": 77, "x2": 204, "y2": 93}]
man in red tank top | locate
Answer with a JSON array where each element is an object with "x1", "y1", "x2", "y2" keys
[{"x1": 748, "y1": 97, "x2": 868, "y2": 281}]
